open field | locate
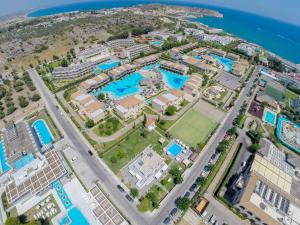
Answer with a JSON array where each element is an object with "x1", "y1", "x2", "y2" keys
[
  {"x1": 93, "y1": 117, "x2": 123, "y2": 137},
  {"x1": 169, "y1": 110, "x2": 217, "y2": 147},
  {"x1": 103, "y1": 128, "x2": 167, "y2": 173}
]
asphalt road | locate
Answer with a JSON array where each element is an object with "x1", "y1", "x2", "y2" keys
[{"x1": 29, "y1": 66, "x2": 258, "y2": 225}]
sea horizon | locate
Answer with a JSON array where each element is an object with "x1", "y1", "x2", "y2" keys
[{"x1": 26, "y1": 0, "x2": 300, "y2": 64}]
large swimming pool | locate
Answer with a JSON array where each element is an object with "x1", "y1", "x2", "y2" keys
[
  {"x1": 96, "y1": 60, "x2": 120, "y2": 72},
  {"x1": 53, "y1": 181, "x2": 90, "y2": 225},
  {"x1": 0, "y1": 142, "x2": 10, "y2": 173},
  {"x1": 158, "y1": 69, "x2": 189, "y2": 90},
  {"x1": 263, "y1": 109, "x2": 277, "y2": 126},
  {"x1": 32, "y1": 119, "x2": 55, "y2": 146},
  {"x1": 167, "y1": 142, "x2": 183, "y2": 158},
  {"x1": 209, "y1": 54, "x2": 233, "y2": 72},
  {"x1": 150, "y1": 40, "x2": 163, "y2": 47},
  {"x1": 92, "y1": 72, "x2": 144, "y2": 99},
  {"x1": 14, "y1": 153, "x2": 35, "y2": 170}
]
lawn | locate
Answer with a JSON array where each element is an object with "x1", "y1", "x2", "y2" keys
[
  {"x1": 93, "y1": 117, "x2": 123, "y2": 137},
  {"x1": 103, "y1": 128, "x2": 166, "y2": 173},
  {"x1": 169, "y1": 110, "x2": 217, "y2": 147},
  {"x1": 286, "y1": 90, "x2": 299, "y2": 100}
]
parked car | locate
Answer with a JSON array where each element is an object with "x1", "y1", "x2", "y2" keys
[
  {"x1": 117, "y1": 185, "x2": 125, "y2": 193},
  {"x1": 201, "y1": 210, "x2": 208, "y2": 218},
  {"x1": 170, "y1": 208, "x2": 178, "y2": 217},
  {"x1": 189, "y1": 183, "x2": 197, "y2": 192},
  {"x1": 241, "y1": 161, "x2": 246, "y2": 167},
  {"x1": 163, "y1": 217, "x2": 171, "y2": 224},
  {"x1": 125, "y1": 194, "x2": 133, "y2": 202},
  {"x1": 209, "y1": 215, "x2": 216, "y2": 224},
  {"x1": 184, "y1": 192, "x2": 190, "y2": 198},
  {"x1": 88, "y1": 150, "x2": 93, "y2": 156},
  {"x1": 71, "y1": 156, "x2": 77, "y2": 162}
]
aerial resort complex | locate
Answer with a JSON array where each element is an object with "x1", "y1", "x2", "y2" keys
[{"x1": 0, "y1": 2, "x2": 300, "y2": 225}]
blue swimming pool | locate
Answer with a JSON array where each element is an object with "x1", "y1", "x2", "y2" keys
[
  {"x1": 264, "y1": 110, "x2": 276, "y2": 125},
  {"x1": 158, "y1": 69, "x2": 189, "y2": 90},
  {"x1": 92, "y1": 72, "x2": 144, "y2": 99},
  {"x1": 193, "y1": 55, "x2": 203, "y2": 60},
  {"x1": 209, "y1": 54, "x2": 233, "y2": 72},
  {"x1": 167, "y1": 143, "x2": 183, "y2": 158},
  {"x1": 0, "y1": 142, "x2": 10, "y2": 173},
  {"x1": 14, "y1": 153, "x2": 35, "y2": 170},
  {"x1": 32, "y1": 119, "x2": 55, "y2": 146},
  {"x1": 97, "y1": 60, "x2": 120, "y2": 72},
  {"x1": 141, "y1": 63, "x2": 159, "y2": 71},
  {"x1": 150, "y1": 40, "x2": 163, "y2": 47},
  {"x1": 60, "y1": 207, "x2": 90, "y2": 225},
  {"x1": 53, "y1": 180, "x2": 73, "y2": 210}
]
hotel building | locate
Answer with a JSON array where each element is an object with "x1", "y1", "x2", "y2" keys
[
  {"x1": 133, "y1": 54, "x2": 160, "y2": 68},
  {"x1": 114, "y1": 95, "x2": 145, "y2": 120},
  {"x1": 236, "y1": 139, "x2": 300, "y2": 225},
  {"x1": 122, "y1": 44, "x2": 150, "y2": 60},
  {"x1": 160, "y1": 60, "x2": 189, "y2": 75},
  {"x1": 152, "y1": 89, "x2": 184, "y2": 113},
  {"x1": 108, "y1": 64, "x2": 136, "y2": 80},
  {"x1": 77, "y1": 45, "x2": 111, "y2": 62},
  {"x1": 183, "y1": 74, "x2": 202, "y2": 96},
  {"x1": 71, "y1": 90, "x2": 105, "y2": 122},
  {"x1": 79, "y1": 73, "x2": 110, "y2": 92},
  {"x1": 106, "y1": 38, "x2": 135, "y2": 49}
]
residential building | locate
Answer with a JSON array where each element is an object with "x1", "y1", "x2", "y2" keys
[
  {"x1": 133, "y1": 54, "x2": 160, "y2": 67},
  {"x1": 114, "y1": 94, "x2": 145, "y2": 120},
  {"x1": 71, "y1": 90, "x2": 105, "y2": 122},
  {"x1": 106, "y1": 38, "x2": 134, "y2": 49},
  {"x1": 79, "y1": 73, "x2": 109, "y2": 92},
  {"x1": 128, "y1": 147, "x2": 168, "y2": 189},
  {"x1": 152, "y1": 89, "x2": 184, "y2": 113},
  {"x1": 147, "y1": 31, "x2": 172, "y2": 40},
  {"x1": 108, "y1": 64, "x2": 136, "y2": 80},
  {"x1": 160, "y1": 60, "x2": 189, "y2": 75},
  {"x1": 236, "y1": 139, "x2": 300, "y2": 225},
  {"x1": 184, "y1": 28, "x2": 204, "y2": 36},
  {"x1": 52, "y1": 59, "x2": 108, "y2": 80},
  {"x1": 169, "y1": 34, "x2": 186, "y2": 42},
  {"x1": 77, "y1": 45, "x2": 111, "y2": 62},
  {"x1": 122, "y1": 44, "x2": 150, "y2": 60},
  {"x1": 237, "y1": 43, "x2": 257, "y2": 56}
]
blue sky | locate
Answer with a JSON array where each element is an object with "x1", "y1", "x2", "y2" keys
[{"x1": 1, "y1": 0, "x2": 299, "y2": 26}]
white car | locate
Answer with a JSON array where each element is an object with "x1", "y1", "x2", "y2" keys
[
  {"x1": 201, "y1": 211, "x2": 207, "y2": 218},
  {"x1": 209, "y1": 215, "x2": 216, "y2": 224},
  {"x1": 71, "y1": 156, "x2": 77, "y2": 162},
  {"x1": 241, "y1": 161, "x2": 246, "y2": 167}
]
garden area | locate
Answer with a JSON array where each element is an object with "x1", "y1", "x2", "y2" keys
[
  {"x1": 93, "y1": 117, "x2": 123, "y2": 137},
  {"x1": 169, "y1": 110, "x2": 217, "y2": 147},
  {"x1": 102, "y1": 127, "x2": 167, "y2": 173}
]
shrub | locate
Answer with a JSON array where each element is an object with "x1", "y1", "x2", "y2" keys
[
  {"x1": 165, "y1": 105, "x2": 177, "y2": 116},
  {"x1": 18, "y1": 96, "x2": 29, "y2": 108},
  {"x1": 31, "y1": 94, "x2": 41, "y2": 102},
  {"x1": 130, "y1": 188, "x2": 139, "y2": 198},
  {"x1": 178, "y1": 197, "x2": 190, "y2": 211},
  {"x1": 85, "y1": 119, "x2": 95, "y2": 128}
]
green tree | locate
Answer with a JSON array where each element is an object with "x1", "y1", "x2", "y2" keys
[
  {"x1": 31, "y1": 94, "x2": 41, "y2": 102},
  {"x1": 5, "y1": 217, "x2": 20, "y2": 225},
  {"x1": 85, "y1": 119, "x2": 95, "y2": 128},
  {"x1": 165, "y1": 105, "x2": 177, "y2": 116},
  {"x1": 61, "y1": 59, "x2": 68, "y2": 67},
  {"x1": 178, "y1": 197, "x2": 190, "y2": 211},
  {"x1": 130, "y1": 188, "x2": 139, "y2": 198},
  {"x1": 249, "y1": 143, "x2": 261, "y2": 153},
  {"x1": 97, "y1": 93, "x2": 105, "y2": 101}
]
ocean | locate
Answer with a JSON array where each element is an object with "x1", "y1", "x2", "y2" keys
[{"x1": 27, "y1": 0, "x2": 300, "y2": 64}]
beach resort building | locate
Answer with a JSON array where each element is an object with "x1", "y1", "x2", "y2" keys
[
  {"x1": 114, "y1": 94, "x2": 145, "y2": 120},
  {"x1": 79, "y1": 73, "x2": 110, "y2": 92},
  {"x1": 122, "y1": 44, "x2": 150, "y2": 60},
  {"x1": 133, "y1": 54, "x2": 160, "y2": 67},
  {"x1": 210, "y1": 48, "x2": 226, "y2": 57},
  {"x1": 170, "y1": 42, "x2": 198, "y2": 60},
  {"x1": 5, "y1": 150, "x2": 67, "y2": 204},
  {"x1": 196, "y1": 34, "x2": 236, "y2": 45},
  {"x1": 236, "y1": 139, "x2": 300, "y2": 225},
  {"x1": 184, "y1": 28, "x2": 205, "y2": 37},
  {"x1": 182, "y1": 56, "x2": 218, "y2": 77},
  {"x1": 106, "y1": 38, "x2": 135, "y2": 49},
  {"x1": 108, "y1": 64, "x2": 136, "y2": 80},
  {"x1": 77, "y1": 45, "x2": 111, "y2": 62},
  {"x1": 127, "y1": 147, "x2": 168, "y2": 189},
  {"x1": 152, "y1": 89, "x2": 184, "y2": 113},
  {"x1": 231, "y1": 59, "x2": 250, "y2": 77},
  {"x1": 237, "y1": 43, "x2": 257, "y2": 56},
  {"x1": 71, "y1": 90, "x2": 105, "y2": 122},
  {"x1": 226, "y1": 53, "x2": 240, "y2": 61},
  {"x1": 160, "y1": 60, "x2": 189, "y2": 75},
  {"x1": 52, "y1": 59, "x2": 105, "y2": 80},
  {"x1": 183, "y1": 74, "x2": 202, "y2": 95}
]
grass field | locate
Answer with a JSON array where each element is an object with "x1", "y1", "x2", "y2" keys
[
  {"x1": 169, "y1": 110, "x2": 217, "y2": 147},
  {"x1": 286, "y1": 90, "x2": 299, "y2": 100},
  {"x1": 93, "y1": 117, "x2": 123, "y2": 137},
  {"x1": 103, "y1": 128, "x2": 166, "y2": 173}
]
